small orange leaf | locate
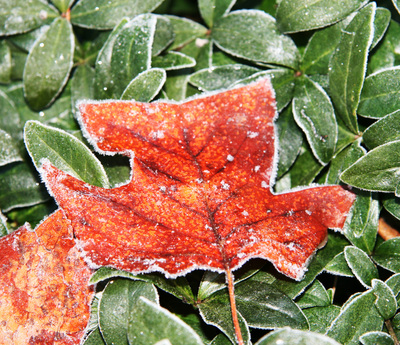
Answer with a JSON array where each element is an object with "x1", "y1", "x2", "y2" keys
[{"x1": 0, "y1": 210, "x2": 94, "y2": 345}]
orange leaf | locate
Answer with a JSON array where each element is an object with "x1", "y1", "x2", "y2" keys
[
  {"x1": 0, "y1": 210, "x2": 94, "y2": 345},
  {"x1": 41, "y1": 78, "x2": 355, "y2": 280}
]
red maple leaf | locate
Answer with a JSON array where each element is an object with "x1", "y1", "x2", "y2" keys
[
  {"x1": 0, "y1": 210, "x2": 94, "y2": 345},
  {"x1": 40, "y1": 78, "x2": 355, "y2": 343}
]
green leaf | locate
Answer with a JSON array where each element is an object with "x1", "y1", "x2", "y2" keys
[
  {"x1": 163, "y1": 73, "x2": 189, "y2": 101},
  {"x1": 70, "y1": 0, "x2": 164, "y2": 29},
  {"x1": 276, "y1": 0, "x2": 367, "y2": 33},
  {"x1": 303, "y1": 305, "x2": 341, "y2": 334},
  {"x1": 71, "y1": 64, "x2": 95, "y2": 111},
  {"x1": 256, "y1": 327, "x2": 341, "y2": 345},
  {"x1": 94, "y1": 18, "x2": 128, "y2": 100},
  {"x1": 359, "y1": 67, "x2": 400, "y2": 119},
  {"x1": 189, "y1": 64, "x2": 259, "y2": 91},
  {"x1": 363, "y1": 111, "x2": 400, "y2": 149},
  {"x1": 276, "y1": 105, "x2": 303, "y2": 177},
  {"x1": 293, "y1": 76, "x2": 337, "y2": 165},
  {"x1": 24, "y1": 121, "x2": 109, "y2": 188},
  {"x1": 212, "y1": 10, "x2": 299, "y2": 69},
  {"x1": 0, "y1": 41, "x2": 11, "y2": 84},
  {"x1": 344, "y1": 246, "x2": 379, "y2": 288},
  {"x1": 8, "y1": 25, "x2": 49, "y2": 53},
  {"x1": 392, "y1": 0, "x2": 400, "y2": 15},
  {"x1": 326, "y1": 290, "x2": 384, "y2": 345},
  {"x1": 382, "y1": 195, "x2": 400, "y2": 221},
  {"x1": 0, "y1": 211, "x2": 8, "y2": 237},
  {"x1": 0, "y1": 0, "x2": 58, "y2": 36},
  {"x1": 340, "y1": 140, "x2": 400, "y2": 194},
  {"x1": 210, "y1": 334, "x2": 232, "y2": 345},
  {"x1": 82, "y1": 328, "x2": 106, "y2": 345},
  {"x1": 373, "y1": 238, "x2": 400, "y2": 273},
  {"x1": 51, "y1": 0, "x2": 74, "y2": 12},
  {"x1": 0, "y1": 162, "x2": 48, "y2": 212},
  {"x1": 324, "y1": 252, "x2": 354, "y2": 277},
  {"x1": 360, "y1": 331, "x2": 394, "y2": 345},
  {"x1": 166, "y1": 15, "x2": 208, "y2": 50},
  {"x1": 371, "y1": 8, "x2": 391, "y2": 49},
  {"x1": 296, "y1": 280, "x2": 331, "y2": 309},
  {"x1": 99, "y1": 279, "x2": 158, "y2": 345},
  {"x1": 23, "y1": 17, "x2": 74, "y2": 110},
  {"x1": 152, "y1": 51, "x2": 196, "y2": 70},
  {"x1": 301, "y1": 22, "x2": 343, "y2": 75},
  {"x1": 328, "y1": 3, "x2": 375, "y2": 133},
  {"x1": 342, "y1": 192, "x2": 379, "y2": 254},
  {"x1": 198, "y1": 0, "x2": 236, "y2": 28},
  {"x1": 198, "y1": 292, "x2": 251, "y2": 345},
  {"x1": 127, "y1": 297, "x2": 203, "y2": 345},
  {"x1": 121, "y1": 68, "x2": 166, "y2": 102},
  {"x1": 372, "y1": 279, "x2": 397, "y2": 320},
  {"x1": 152, "y1": 15, "x2": 175, "y2": 56},
  {"x1": 0, "y1": 129, "x2": 22, "y2": 166}
]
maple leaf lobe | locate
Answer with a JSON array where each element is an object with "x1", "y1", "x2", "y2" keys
[{"x1": 43, "y1": 78, "x2": 355, "y2": 280}]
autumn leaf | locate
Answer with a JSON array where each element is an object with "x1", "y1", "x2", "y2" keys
[
  {"x1": 40, "y1": 78, "x2": 355, "y2": 343},
  {"x1": 0, "y1": 210, "x2": 94, "y2": 345}
]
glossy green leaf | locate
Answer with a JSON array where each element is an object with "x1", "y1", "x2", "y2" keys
[
  {"x1": 167, "y1": 16, "x2": 208, "y2": 50},
  {"x1": 152, "y1": 15, "x2": 175, "y2": 56},
  {"x1": 342, "y1": 193, "x2": 379, "y2": 254},
  {"x1": 276, "y1": 105, "x2": 303, "y2": 177},
  {"x1": 372, "y1": 279, "x2": 397, "y2": 320},
  {"x1": 303, "y1": 305, "x2": 341, "y2": 334},
  {"x1": 94, "y1": 18, "x2": 128, "y2": 100},
  {"x1": 359, "y1": 67, "x2": 400, "y2": 118},
  {"x1": 189, "y1": 64, "x2": 259, "y2": 91},
  {"x1": 301, "y1": 23, "x2": 342, "y2": 75},
  {"x1": 0, "y1": 41, "x2": 11, "y2": 84},
  {"x1": 121, "y1": 68, "x2": 166, "y2": 102},
  {"x1": 296, "y1": 280, "x2": 331, "y2": 309},
  {"x1": 0, "y1": 162, "x2": 48, "y2": 212},
  {"x1": 256, "y1": 327, "x2": 341, "y2": 345},
  {"x1": 24, "y1": 121, "x2": 109, "y2": 188},
  {"x1": 360, "y1": 331, "x2": 394, "y2": 345},
  {"x1": 51, "y1": 0, "x2": 74, "y2": 13},
  {"x1": 198, "y1": 0, "x2": 236, "y2": 28},
  {"x1": 326, "y1": 290, "x2": 384, "y2": 345},
  {"x1": 0, "y1": 129, "x2": 22, "y2": 166},
  {"x1": 371, "y1": 8, "x2": 391, "y2": 49},
  {"x1": 293, "y1": 76, "x2": 337, "y2": 165},
  {"x1": 340, "y1": 141, "x2": 400, "y2": 194},
  {"x1": 363, "y1": 111, "x2": 400, "y2": 150},
  {"x1": 212, "y1": 10, "x2": 299, "y2": 69},
  {"x1": 128, "y1": 297, "x2": 203, "y2": 345},
  {"x1": 328, "y1": 3, "x2": 375, "y2": 133},
  {"x1": 71, "y1": 64, "x2": 95, "y2": 111},
  {"x1": 325, "y1": 252, "x2": 354, "y2": 277},
  {"x1": 23, "y1": 17, "x2": 74, "y2": 110},
  {"x1": 344, "y1": 246, "x2": 379, "y2": 287},
  {"x1": 99, "y1": 279, "x2": 158, "y2": 345},
  {"x1": 276, "y1": 0, "x2": 367, "y2": 33},
  {"x1": 152, "y1": 51, "x2": 196, "y2": 70},
  {"x1": 70, "y1": 0, "x2": 164, "y2": 29},
  {"x1": 373, "y1": 238, "x2": 400, "y2": 273},
  {"x1": 0, "y1": 0, "x2": 57, "y2": 36}
]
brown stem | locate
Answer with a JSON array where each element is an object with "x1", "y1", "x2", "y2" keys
[
  {"x1": 226, "y1": 268, "x2": 244, "y2": 345},
  {"x1": 386, "y1": 319, "x2": 400, "y2": 345}
]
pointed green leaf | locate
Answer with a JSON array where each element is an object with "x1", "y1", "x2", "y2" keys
[
  {"x1": 359, "y1": 67, "x2": 400, "y2": 119},
  {"x1": 325, "y1": 252, "x2": 354, "y2": 277},
  {"x1": 198, "y1": 0, "x2": 236, "y2": 28},
  {"x1": 326, "y1": 290, "x2": 384, "y2": 345},
  {"x1": 128, "y1": 297, "x2": 203, "y2": 345},
  {"x1": 99, "y1": 279, "x2": 158, "y2": 345},
  {"x1": 371, "y1": 8, "x2": 391, "y2": 49},
  {"x1": 329, "y1": 3, "x2": 375, "y2": 133},
  {"x1": 152, "y1": 51, "x2": 195, "y2": 70},
  {"x1": 24, "y1": 121, "x2": 109, "y2": 188},
  {"x1": 372, "y1": 279, "x2": 397, "y2": 320},
  {"x1": 301, "y1": 22, "x2": 343, "y2": 75},
  {"x1": 373, "y1": 238, "x2": 400, "y2": 273},
  {"x1": 210, "y1": 334, "x2": 232, "y2": 345},
  {"x1": 70, "y1": 0, "x2": 164, "y2": 29},
  {"x1": 82, "y1": 328, "x2": 106, "y2": 345},
  {"x1": 51, "y1": 0, "x2": 74, "y2": 13},
  {"x1": 303, "y1": 305, "x2": 341, "y2": 334},
  {"x1": 212, "y1": 10, "x2": 299, "y2": 69},
  {"x1": 0, "y1": 0, "x2": 58, "y2": 36},
  {"x1": 363, "y1": 111, "x2": 400, "y2": 149},
  {"x1": 256, "y1": 328, "x2": 341, "y2": 345},
  {"x1": 167, "y1": 16, "x2": 208, "y2": 50},
  {"x1": 360, "y1": 331, "x2": 394, "y2": 345},
  {"x1": 382, "y1": 195, "x2": 400, "y2": 221},
  {"x1": 293, "y1": 76, "x2": 337, "y2": 164},
  {"x1": 0, "y1": 41, "x2": 11, "y2": 84},
  {"x1": 121, "y1": 68, "x2": 166, "y2": 102},
  {"x1": 296, "y1": 280, "x2": 331, "y2": 309},
  {"x1": 344, "y1": 246, "x2": 379, "y2": 287},
  {"x1": 189, "y1": 64, "x2": 259, "y2": 91},
  {"x1": 152, "y1": 16, "x2": 175, "y2": 56},
  {"x1": 23, "y1": 17, "x2": 74, "y2": 110},
  {"x1": 0, "y1": 129, "x2": 22, "y2": 166},
  {"x1": 276, "y1": 0, "x2": 367, "y2": 33},
  {"x1": 340, "y1": 140, "x2": 400, "y2": 194},
  {"x1": 342, "y1": 193, "x2": 379, "y2": 254}
]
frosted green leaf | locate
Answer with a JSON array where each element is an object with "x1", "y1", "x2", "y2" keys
[
  {"x1": 296, "y1": 280, "x2": 331, "y2": 309},
  {"x1": 166, "y1": 16, "x2": 208, "y2": 50},
  {"x1": 0, "y1": 129, "x2": 22, "y2": 166},
  {"x1": 344, "y1": 246, "x2": 379, "y2": 287},
  {"x1": 152, "y1": 51, "x2": 196, "y2": 70},
  {"x1": 51, "y1": 0, "x2": 74, "y2": 12},
  {"x1": 0, "y1": 41, "x2": 11, "y2": 84},
  {"x1": 152, "y1": 15, "x2": 175, "y2": 56},
  {"x1": 372, "y1": 279, "x2": 397, "y2": 320},
  {"x1": 198, "y1": 0, "x2": 236, "y2": 28},
  {"x1": 363, "y1": 111, "x2": 400, "y2": 149},
  {"x1": 71, "y1": 64, "x2": 95, "y2": 110},
  {"x1": 360, "y1": 331, "x2": 394, "y2": 345},
  {"x1": 373, "y1": 238, "x2": 400, "y2": 273}
]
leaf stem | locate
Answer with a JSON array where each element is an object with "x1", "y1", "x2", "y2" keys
[
  {"x1": 226, "y1": 268, "x2": 244, "y2": 345},
  {"x1": 385, "y1": 319, "x2": 400, "y2": 345}
]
